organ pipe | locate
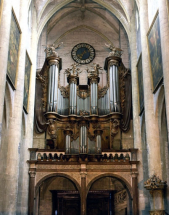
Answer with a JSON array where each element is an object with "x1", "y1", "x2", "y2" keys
[
  {"x1": 47, "y1": 58, "x2": 60, "y2": 112},
  {"x1": 108, "y1": 59, "x2": 121, "y2": 113}
]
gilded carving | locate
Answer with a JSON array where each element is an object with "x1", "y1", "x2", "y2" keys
[
  {"x1": 77, "y1": 87, "x2": 90, "y2": 99},
  {"x1": 105, "y1": 43, "x2": 123, "y2": 58},
  {"x1": 87, "y1": 63, "x2": 103, "y2": 76},
  {"x1": 47, "y1": 119, "x2": 57, "y2": 139},
  {"x1": 79, "y1": 110, "x2": 90, "y2": 116},
  {"x1": 65, "y1": 63, "x2": 81, "y2": 76},
  {"x1": 118, "y1": 63, "x2": 130, "y2": 114},
  {"x1": 58, "y1": 85, "x2": 69, "y2": 98},
  {"x1": 98, "y1": 85, "x2": 109, "y2": 99},
  {"x1": 149, "y1": 210, "x2": 165, "y2": 215},
  {"x1": 144, "y1": 174, "x2": 167, "y2": 190},
  {"x1": 44, "y1": 42, "x2": 63, "y2": 58},
  {"x1": 36, "y1": 73, "x2": 47, "y2": 111}
]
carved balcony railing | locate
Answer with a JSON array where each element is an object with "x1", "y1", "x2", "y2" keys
[{"x1": 28, "y1": 148, "x2": 138, "y2": 163}]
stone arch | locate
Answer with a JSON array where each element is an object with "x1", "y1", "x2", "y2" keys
[
  {"x1": 37, "y1": 0, "x2": 130, "y2": 41},
  {"x1": 86, "y1": 173, "x2": 133, "y2": 199},
  {"x1": 35, "y1": 173, "x2": 81, "y2": 196},
  {"x1": 54, "y1": 25, "x2": 113, "y2": 45}
]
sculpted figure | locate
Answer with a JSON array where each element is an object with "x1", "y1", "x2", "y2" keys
[{"x1": 45, "y1": 42, "x2": 63, "y2": 57}]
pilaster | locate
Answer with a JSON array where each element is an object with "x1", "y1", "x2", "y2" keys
[{"x1": 140, "y1": 0, "x2": 162, "y2": 177}]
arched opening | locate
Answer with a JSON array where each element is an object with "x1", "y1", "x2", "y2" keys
[
  {"x1": 35, "y1": 175, "x2": 80, "y2": 215},
  {"x1": 87, "y1": 176, "x2": 132, "y2": 215}
]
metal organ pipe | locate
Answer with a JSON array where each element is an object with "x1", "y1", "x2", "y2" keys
[
  {"x1": 113, "y1": 65, "x2": 117, "y2": 111},
  {"x1": 80, "y1": 124, "x2": 87, "y2": 153},
  {"x1": 47, "y1": 59, "x2": 60, "y2": 112},
  {"x1": 89, "y1": 77, "x2": 99, "y2": 115},
  {"x1": 116, "y1": 66, "x2": 120, "y2": 112},
  {"x1": 64, "y1": 130, "x2": 72, "y2": 154},
  {"x1": 109, "y1": 61, "x2": 120, "y2": 113},
  {"x1": 109, "y1": 66, "x2": 114, "y2": 112}
]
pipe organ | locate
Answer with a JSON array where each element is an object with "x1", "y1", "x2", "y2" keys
[{"x1": 35, "y1": 44, "x2": 132, "y2": 154}]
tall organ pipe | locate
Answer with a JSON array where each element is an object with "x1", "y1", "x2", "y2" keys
[
  {"x1": 89, "y1": 76, "x2": 99, "y2": 115},
  {"x1": 108, "y1": 60, "x2": 120, "y2": 113},
  {"x1": 47, "y1": 58, "x2": 60, "y2": 112},
  {"x1": 68, "y1": 75, "x2": 78, "y2": 115}
]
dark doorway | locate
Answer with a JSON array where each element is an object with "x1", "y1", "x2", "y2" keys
[
  {"x1": 87, "y1": 177, "x2": 129, "y2": 215},
  {"x1": 87, "y1": 191, "x2": 115, "y2": 215},
  {"x1": 51, "y1": 190, "x2": 80, "y2": 215}
]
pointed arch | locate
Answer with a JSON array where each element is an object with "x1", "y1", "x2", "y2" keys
[{"x1": 54, "y1": 25, "x2": 113, "y2": 45}]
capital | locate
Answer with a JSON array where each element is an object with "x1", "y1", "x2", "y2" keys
[{"x1": 29, "y1": 171, "x2": 36, "y2": 178}]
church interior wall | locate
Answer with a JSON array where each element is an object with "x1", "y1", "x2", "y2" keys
[{"x1": 0, "y1": 0, "x2": 169, "y2": 214}]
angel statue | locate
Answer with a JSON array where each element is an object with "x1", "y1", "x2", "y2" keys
[
  {"x1": 65, "y1": 63, "x2": 82, "y2": 76},
  {"x1": 87, "y1": 63, "x2": 103, "y2": 76},
  {"x1": 105, "y1": 43, "x2": 123, "y2": 57},
  {"x1": 44, "y1": 42, "x2": 63, "y2": 58}
]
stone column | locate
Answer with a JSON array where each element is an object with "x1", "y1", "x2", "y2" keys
[
  {"x1": 129, "y1": 4, "x2": 146, "y2": 214},
  {"x1": 80, "y1": 164, "x2": 87, "y2": 215},
  {"x1": 28, "y1": 170, "x2": 36, "y2": 215},
  {"x1": 159, "y1": 0, "x2": 169, "y2": 212},
  {"x1": 1, "y1": 0, "x2": 29, "y2": 213},
  {"x1": 140, "y1": 0, "x2": 164, "y2": 213},
  {"x1": 132, "y1": 172, "x2": 139, "y2": 215},
  {"x1": 0, "y1": 0, "x2": 12, "y2": 147},
  {"x1": 17, "y1": 4, "x2": 38, "y2": 215},
  {"x1": 159, "y1": 0, "x2": 169, "y2": 131},
  {"x1": 140, "y1": 0, "x2": 162, "y2": 177}
]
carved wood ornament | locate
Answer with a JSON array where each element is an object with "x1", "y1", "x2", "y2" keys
[{"x1": 35, "y1": 44, "x2": 132, "y2": 151}]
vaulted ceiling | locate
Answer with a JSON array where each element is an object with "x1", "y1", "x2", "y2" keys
[{"x1": 33, "y1": 0, "x2": 138, "y2": 40}]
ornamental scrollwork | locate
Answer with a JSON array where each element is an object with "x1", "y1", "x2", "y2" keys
[
  {"x1": 118, "y1": 62, "x2": 131, "y2": 114},
  {"x1": 144, "y1": 174, "x2": 167, "y2": 190},
  {"x1": 59, "y1": 85, "x2": 69, "y2": 98},
  {"x1": 79, "y1": 110, "x2": 90, "y2": 116},
  {"x1": 65, "y1": 63, "x2": 82, "y2": 76},
  {"x1": 36, "y1": 72, "x2": 47, "y2": 111},
  {"x1": 77, "y1": 87, "x2": 90, "y2": 99},
  {"x1": 98, "y1": 85, "x2": 109, "y2": 99},
  {"x1": 114, "y1": 190, "x2": 127, "y2": 205}
]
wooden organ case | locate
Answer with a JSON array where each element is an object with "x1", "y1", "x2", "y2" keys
[
  {"x1": 34, "y1": 45, "x2": 132, "y2": 154},
  {"x1": 28, "y1": 45, "x2": 139, "y2": 215}
]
